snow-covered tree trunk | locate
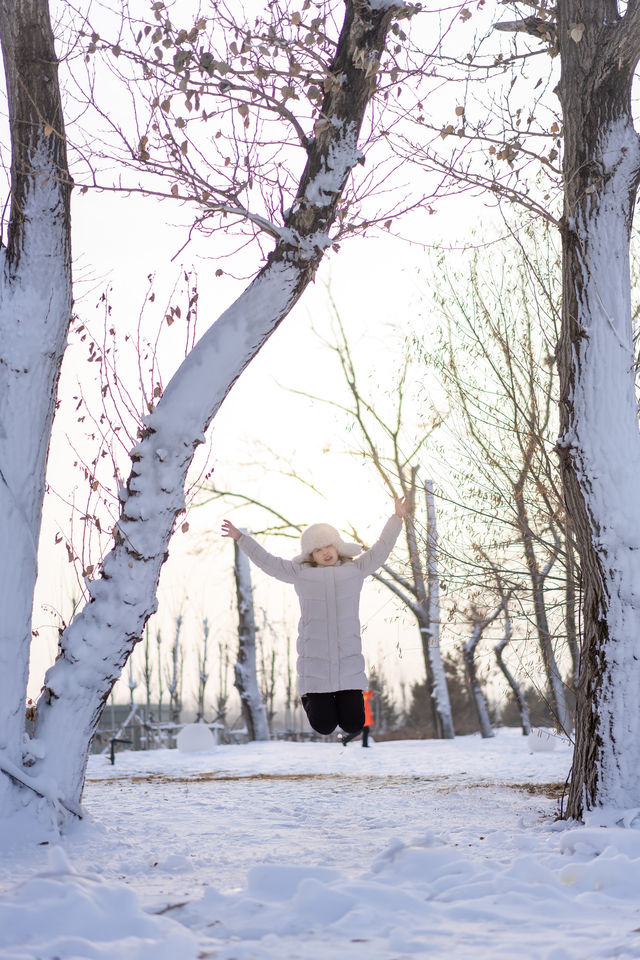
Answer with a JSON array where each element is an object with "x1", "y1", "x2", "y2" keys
[
  {"x1": 423, "y1": 479, "x2": 455, "y2": 739},
  {"x1": 31, "y1": 0, "x2": 409, "y2": 815},
  {"x1": 376, "y1": 476, "x2": 454, "y2": 739},
  {"x1": 0, "y1": 0, "x2": 71, "y2": 791},
  {"x1": 233, "y1": 538, "x2": 270, "y2": 742},
  {"x1": 555, "y1": 1, "x2": 640, "y2": 816},
  {"x1": 196, "y1": 618, "x2": 210, "y2": 721},
  {"x1": 167, "y1": 614, "x2": 183, "y2": 724}
]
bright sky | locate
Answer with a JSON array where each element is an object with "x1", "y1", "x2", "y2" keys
[{"x1": 32, "y1": 188, "x2": 445, "y2": 709}]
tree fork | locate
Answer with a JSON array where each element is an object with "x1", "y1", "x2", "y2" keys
[{"x1": 32, "y1": 0, "x2": 417, "y2": 814}]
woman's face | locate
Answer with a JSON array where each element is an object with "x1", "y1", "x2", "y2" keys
[{"x1": 312, "y1": 544, "x2": 339, "y2": 566}]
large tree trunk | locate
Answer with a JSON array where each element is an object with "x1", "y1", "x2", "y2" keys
[
  {"x1": 0, "y1": 0, "x2": 71, "y2": 790},
  {"x1": 556, "y1": 1, "x2": 640, "y2": 816},
  {"x1": 30, "y1": 0, "x2": 408, "y2": 815},
  {"x1": 233, "y1": 538, "x2": 270, "y2": 741}
]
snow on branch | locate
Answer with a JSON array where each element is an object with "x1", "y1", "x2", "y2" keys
[
  {"x1": 72, "y1": 0, "x2": 421, "y2": 258},
  {"x1": 494, "y1": 16, "x2": 556, "y2": 43},
  {"x1": 0, "y1": 751, "x2": 82, "y2": 821}
]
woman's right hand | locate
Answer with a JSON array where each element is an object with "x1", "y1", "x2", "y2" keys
[{"x1": 221, "y1": 519, "x2": 241, "y2": 540}]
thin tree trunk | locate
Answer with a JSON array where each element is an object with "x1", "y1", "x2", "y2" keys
[
  {"x1": 233, "y1": 538, "x2": 270, "y2": 742},
  {"x1": 462, "y1": 607, "x2": 501, "y2": 739},
  {"x1": 403, "y1": 479, "x2": 438, "y2": 729},
  {"x1": 167, "y1": 615, "x2": 183, "y2": 737},
  {"x1": 156, "y1": 630, "x2": 163, "y2": 722},
  {"x1": 143, "y1": 626, "x2": 152, "y2": 713},
  {"x1": 402, "y1": 470, "x2": 454, "y2": 738},
  {"x1": 216, "y1": 639, "x2": 229, "y2": 729},
  {"x1": 514, "y1": 487, "x2": 570, "y2": 733},
  {"x1": 424, "y1": 479, "x2": 455, "y2": 738},
  {"x1": 197, "y1": 618, "x2": 210, "y2": 720},
  {"x1": 494, "y1": 601, "x2": 530, "y2": 736}
]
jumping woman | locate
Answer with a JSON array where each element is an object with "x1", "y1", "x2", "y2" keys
[{"x1": 221, "y1": 497, "x2": 407, "y2": 737}]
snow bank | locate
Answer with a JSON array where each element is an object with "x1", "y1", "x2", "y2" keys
[
  {"x1": 0, "y1": 847, "x2": 199, "y2": 960},
  {"x1": 6, "y1": 731, "x2": 640, "y2": 959},
  {"x1": 527, "y1": 727, "x2": 561, "y2": 753},
  {"x1": 173, "y1": 827, "x2": 640, "y2": 959}
]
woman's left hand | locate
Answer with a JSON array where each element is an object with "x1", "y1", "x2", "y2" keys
[
  {"x1": 221, "y1": 519, "x2": 242, "y2": 540},
  {"x1": 394, "y1": 497, "x2": 408, "y2": 518}
]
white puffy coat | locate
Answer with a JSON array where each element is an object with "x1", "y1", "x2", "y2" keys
[{"x1": 236, "y1": 515, "x2": 403, "y2": 695}]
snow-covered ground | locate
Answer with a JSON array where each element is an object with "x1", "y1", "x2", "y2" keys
[{"x1": 1, "y1": 728, "x2": 640, "y2": 959}]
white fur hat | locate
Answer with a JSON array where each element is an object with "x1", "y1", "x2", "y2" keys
[{"x1": 293, "y1": 523, "x2": 361, "y2": 563}]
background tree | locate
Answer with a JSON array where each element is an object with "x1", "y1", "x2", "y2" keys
[
  {"x1": 214, "y1": 637, "x2": 232, "y2": 732},
  {"x1": 206, "y1": 347, "x2": 456, "y2": 737},
  {"x1": 233, "y1": 537, "x2": 270, "y2": 741},
  {"x1": 462, "y1": 601, "x2": 503, "y2": 739},
  {"x1": 395, "y1": 0, "x2": 640, "y2": 814},
  {"x1": 404, "y1": 654, "x2": 480, "y2": 737},
  {"x1": 421, "y1": 236, "x2": 575, "y2": 735},
  {"x1": 367, "y1": 665, "x2": 401, "y2": 734},
  {"x1": 492, "y1": 577, "x2": 530, "y2": 735},
  {"x1": 166, "y1": 613, "x2": 183, "y2": 736},
  {"x1": 196, "y1": 617, "x2": 210, "y2": 721},
  {"x1": 290, "y1": 312, "x2": 455, "y2": 737}
]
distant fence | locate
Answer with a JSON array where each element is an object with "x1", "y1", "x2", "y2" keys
[
  {"x1": 90, "y1": 701, "x2": 323, "y2": 752},
  {"x1": 91, "y1": 703, "x2": 247, "y2": 753}
]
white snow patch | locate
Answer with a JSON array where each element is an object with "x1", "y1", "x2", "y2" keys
[
  {"x1": 0, "y1": 847, "x2": 199, "y2": 959},
  {"x1": 305, "y1": 125, "x2": 361, "y2": 207},
  {"x1": 4, "y1": 731, "x2": 640, "y2": 958},
  {"x1": 527, "y1": 727, "x2": 559, "y2": 752},
  {"x1": 176, "y1": 723, "x2": 216, "y2": 753}
]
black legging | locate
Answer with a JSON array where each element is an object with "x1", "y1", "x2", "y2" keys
[{"x1": 301, "y1": 690, "x2": 365, "y2": 735}]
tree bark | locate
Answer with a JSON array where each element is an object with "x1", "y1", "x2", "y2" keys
[
  {"x1": 233, "y1": 538, "x2": 270, "y2": 742},
  {"x1": 402, "y1": 473, "x2": 454, "y2": 738},
  {"x1": 564, "y1": 525, "x2": 580, "y2": 686},
  {"x1": 555, "y1": 0, "x2": 640, "y2": 816},
  {"x1": 463, "y1": 607, "x2": 501, "y2": 739},
  {"x1": 494, "y1": 602, "x2": 531, "y2": 736},
  {"x1": 31, "y1": 0, "x2": 409, "y2": 814},
  {"x1": 0, "y1": 0, "x2": 71, "y2": 781},
  {"x1": 424, "y1": 479, "x2": 455, "y2": 738},
  {"x1": 514, "y1": 485, "x2": 570, "y2": 733}
]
